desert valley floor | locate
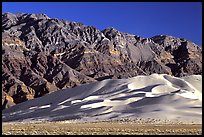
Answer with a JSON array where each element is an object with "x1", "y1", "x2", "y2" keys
[{"x1": 2, "y1": 121, "x2": 202, "y2": 135}]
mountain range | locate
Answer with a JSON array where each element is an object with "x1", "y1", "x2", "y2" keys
[{"x1": 2, "y1": 12, "x2": 202, "y2": 110}]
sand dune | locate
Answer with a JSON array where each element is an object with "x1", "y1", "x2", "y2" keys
[{"x1": 2, "y1": 74, "x2": 202, "y2": 124}]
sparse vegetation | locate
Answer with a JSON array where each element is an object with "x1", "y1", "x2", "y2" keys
[{"x1": 2, "y1": 121, "x2": 202, "y2": 135}]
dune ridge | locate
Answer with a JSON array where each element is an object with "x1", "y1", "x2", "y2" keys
[{"x1": 2, "y1": 74, "x2": 202, "y2": 124}]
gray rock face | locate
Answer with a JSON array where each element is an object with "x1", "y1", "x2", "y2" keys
[{"x1": 2, "y1": 12, "x2": 202, "y2": 109}]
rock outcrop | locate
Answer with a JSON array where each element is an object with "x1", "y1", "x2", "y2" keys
[{"x1": 2, "y1": 12, "x2": 202, "y2": 109}]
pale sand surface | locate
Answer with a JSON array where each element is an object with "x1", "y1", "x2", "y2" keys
[{"x1": 2, "y1": 74, "x2": 202, "y2": 124}]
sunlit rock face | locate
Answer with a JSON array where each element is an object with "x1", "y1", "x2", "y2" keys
[{"x1": 2, "y1": 12, "x2": 202, "y2": 109}]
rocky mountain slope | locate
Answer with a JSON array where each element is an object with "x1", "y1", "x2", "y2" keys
[{"x1": 2, "y1": 12, "x2": 202, "y2": 109}]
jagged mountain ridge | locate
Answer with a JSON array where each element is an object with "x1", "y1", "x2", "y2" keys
[{"x1": 2, "y1": 12, "x2": 202, "y2": 109}]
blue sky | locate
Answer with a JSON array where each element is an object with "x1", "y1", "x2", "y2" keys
[{"x1": 2, "y1": 2, "x2": 202, "y2": 46}]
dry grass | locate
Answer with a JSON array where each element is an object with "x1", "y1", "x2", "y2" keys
[{"x1": 2, "y1": 121, "x2": 202, "y2": 135}]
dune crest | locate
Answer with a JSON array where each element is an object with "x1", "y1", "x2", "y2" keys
[{"x1": 2, "y1": 74, "x2": 202, "y2": 124}]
